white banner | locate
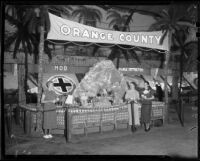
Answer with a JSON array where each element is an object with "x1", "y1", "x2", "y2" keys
[{"x1": 47, "y1": 13, "x2": 169, "y2": 51}]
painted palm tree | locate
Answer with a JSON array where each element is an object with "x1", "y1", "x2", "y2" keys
[
  {"x1": 106, "y1": 9, "x2": 133, "y2": 31},
  {"x1": 5, "y1": 5, "x2": 39, "y2": 106},
  {"x1": 72, "y1": 5, "x2": 102, "y2": 26},
  {"x1": 106, "y1": 9, "x2": 140, "y2": 69},
  {"x1": 171, "y1": 29, "x2": 197, "y2": 71},
  {"x1": 26, "y1": 5, "x2": 72, "y2": 134},
  {"x1": 148, "y1": 4, "x2": 197, "y2": 125},
  {"x1": 5, "y1": 5, "x2": 73, "y2": 134},
  {"x1": 71, "y1": 5, "x2": 103, "y2": 56},
  {"x1": 171, "y1": 28, "x2": 197, "y2": 104}
]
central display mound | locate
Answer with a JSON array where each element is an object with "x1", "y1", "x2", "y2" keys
[{"x1": 73, "y1": 60, "x2": 128, "y2": 107}]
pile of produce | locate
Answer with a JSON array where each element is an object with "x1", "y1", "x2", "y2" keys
[{"x1": 73, "y1": 60, "x2": 128, "y2": 107}]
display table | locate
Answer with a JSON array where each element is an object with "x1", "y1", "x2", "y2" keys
[
  {"x1": 64, "y1": 103, "x2": 129, "y2": 142},
  {"x1": 18, "y1": 102, "x2": 165, "y2": 140},
  {"x1": 64, "y1": 101, "x2": 165, "y2": 142}
]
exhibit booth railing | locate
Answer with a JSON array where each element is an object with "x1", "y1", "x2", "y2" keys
[{"x1": 13, "y1": 101, "x2": 165, "y2": 141}]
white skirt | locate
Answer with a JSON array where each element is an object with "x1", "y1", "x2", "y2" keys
[{"x1": 128, "y1": 103, "x2": 140, "y2": 126}]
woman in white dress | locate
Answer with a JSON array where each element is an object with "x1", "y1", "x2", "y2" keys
[{"x1": 125, "y1": 82, "x2": 140, "y2": 132}]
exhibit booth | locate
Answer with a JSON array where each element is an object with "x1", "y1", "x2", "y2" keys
[{"x1": 18, "y1": 12, "x2": 169, "y2": 141}]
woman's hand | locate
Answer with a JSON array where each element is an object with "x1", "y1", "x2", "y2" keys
[
  {"x1": 52, "y1": 99, "x2": 57, "y2": 103},
  {"x1": 141, "y1": 94, "x2": 146, "y2": 99}
]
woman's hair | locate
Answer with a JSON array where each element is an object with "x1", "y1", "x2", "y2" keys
[
  {"x1": 145, "y1": 81, "x2": 151, "y2": 90},
  {"x1": 127, "y1": 81, "x2": 136, "y2": 90},
  {"x1": 130, "y1": 82, "x2": 137, "y2": 87},
  {"x1": 46, "y1": 80, "x2": 54, "y2": 88},
  {"x1": 126, "y1": 82, "x2": 130, "y2": 89}
]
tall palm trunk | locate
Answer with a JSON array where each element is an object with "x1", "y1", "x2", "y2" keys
[
  {"x1": 116, "y1": 51, "x2": 120, "y2": 69},
  {"x1": 172, "y1": 71, "x2": 179, "y2": 99},
  {"x1": 22, "y1": 41, "x2": 28, "y2": 104},
  {"x1": 172, "y1": 54, "x2": 179, "y2": 101},
  {"x1": 18, "y1": 52, "x2": 26, "y2": 104},
  {"x1": 164, "y1": 51, "x2": 170, "y2": 123},
  {"x1": 36, "y1": 9, "x2": 44, "y2": 134},
  {"x1": 178, "y1": 49, "x2": 184, "y2": 126}
]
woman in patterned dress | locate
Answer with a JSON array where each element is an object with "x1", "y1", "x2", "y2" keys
[
  {"x1": 141, "y1": 81, "x2": 154, "y2": 132},
  {"x1": 41, "y1": 81, "x2": 59, "y2": 139}
]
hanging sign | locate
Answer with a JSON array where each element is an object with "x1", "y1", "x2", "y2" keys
[
  {"x1": 44, "y1": 74, "x2": 78, "y2": 95},
  {"x1": 47, "y1": 13, "x2": 169, "y2": 51}
]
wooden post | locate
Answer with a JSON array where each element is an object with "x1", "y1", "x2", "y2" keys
[
  {"x1": 23, "y1": 110, "x2": 26, "y2": 133},
  {"x1": 6, "y1": 105, "x2": 13, "y2": 138},
  {"x1": 15, "y1": 104, "x2": 20, "y2": 125},
  {"x1": 64, "y1": 107, "x2": 71, "y2": 142},
  {"x1": 5, "y1": 106, "x2": 10, "y2": 138},
  {"x1": 114, "y1": 110, "x2": 117, "y2": 130},
  {"x1": 25, "y1": 111, "x2": 32, "y2": 135},
  {"x1": 100, "y1": 111, "x2": 103, "y2": 133}
]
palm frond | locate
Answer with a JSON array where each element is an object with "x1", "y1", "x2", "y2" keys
[
  {"x1": 96, "y1": 5, "x2": 111, "y2": 11},
  {"x1": 4, "y1": 32, "x2": 17, "y2": 50},
  {"x1": 128, "y1": 49, "x2": 141, "y2": 64},
  {"x1": 158, "y1": 53, "x2": 165, "y2": 68},
  {"x1": 121, "y1": 49, "x2": 129, "y2": 62},
  {"x1": 71, "y1": 9, "x2": 82, "y2": 18},
  {"x1": 13, "y1": 37, "x2": 21, "y2": 59},
  {"x1": 26, "y1": 38, "x2": 33, "y2": 55},
  {"x1": 184, "y1": 41, "x2": 197, "y2": 70},
  {"x1": 108, "y1": 47, "x2": 119, "y2": 60},
  {"x1": 122, "y1": 10, "x2": 134, "y2": 31},
  {"x1": 184, "y1": 41, "x2": 197, "y2": 48},
  {"x1": 106, "y1": 12, "x2": 121, "y2": 21},
  {"x1": 23, "y1": 8, "x2": 35, "y2": 25},
  {"x1": 108, "y1": 19, "x2": 118, "y2": 28},
  {"x1": 93, "y1": 9, "x2": 102, "y2": 20},
  {"x1": 5, "y1": 5, "x2": 16, "y2": 17},
  {"x1": 5, "y1": 13, "x2": 19, "y2": 26},
  {"x1": 44, "y1": 11, "x2": 51, "y2": 33},
  {"x1": 159, "y1": 29, "x2": 168, "y2": 45},
  {"x1": 109, "y1": 6, "x2": 130, "y2": 13},
  {"x1": 92, "y1": 13, "x2": 101, "y2": 23},
  {"x1": 48, "y1": 5, "x2": 72, "y2": 17},
  {"x1": 44, "y1": 42, "x2": 52, "y2": 60},
  {"x1": 27, "y1": 16, "x2": 38, "y2": 34}
]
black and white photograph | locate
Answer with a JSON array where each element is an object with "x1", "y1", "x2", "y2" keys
[{"x1": 1, "y1": 1, "x2": 198, "y2": 160}]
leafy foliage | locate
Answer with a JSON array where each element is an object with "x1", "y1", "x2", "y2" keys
[
  {"x1": 149, "y1": 4, "x2": 196, "y2": 45},
  {"x1": 105, "y1": 9, "x2": 140, "y2": 68},
  {"x1": 148, "y1": 4, "x2": 197, "y2": 69},
  {"x1": 106, "y1": 9, "x2": 133, "y2": 31},
  {"x1": 72, "y1": 5, "x2": 102, "y2": 27}
]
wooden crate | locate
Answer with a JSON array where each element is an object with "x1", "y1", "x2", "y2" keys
[{"x1": 66, "y1": 104, "x2": 129, "y2": 137}]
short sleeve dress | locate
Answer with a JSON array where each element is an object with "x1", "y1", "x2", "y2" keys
[
  {"x1": 43, "y1": 90, "x2": 57, "y2": 130},
  {"x1": 141, "y1": 89, "x2": 154, "y2": 124}
]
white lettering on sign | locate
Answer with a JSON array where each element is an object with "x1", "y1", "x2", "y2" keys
[
  {"x1": 60, "y1": 25, "x2": 163, "y2": 45},
  {"x1": 119, "y1": 68, "x2": 144, "y2": 72},
  {"x1": 54, "y1": 66, "x2": 68, "y2": 71},
  {"x1": 48, "y1": 13, "x2": 169, "y2": 51},
  {"x1": 60, "y1": 25, "x2": 70, "y2": 35}
]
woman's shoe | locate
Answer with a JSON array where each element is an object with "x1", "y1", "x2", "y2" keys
[
  {"x1": 144, "y1": 123, "x2": 150, "y2": 132},
  {"x1": 43, "y1": 135, "x2": 50, "y2": 139},
  {"x1": 145, "y1": 127, "x2": 150, "y2": 132},
  {"x1": 48, "y1": 134, "x2": 53, "y2": 138},
  {"x1": 131, "y1": 126, "x2": 137, "y2": 132}
]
